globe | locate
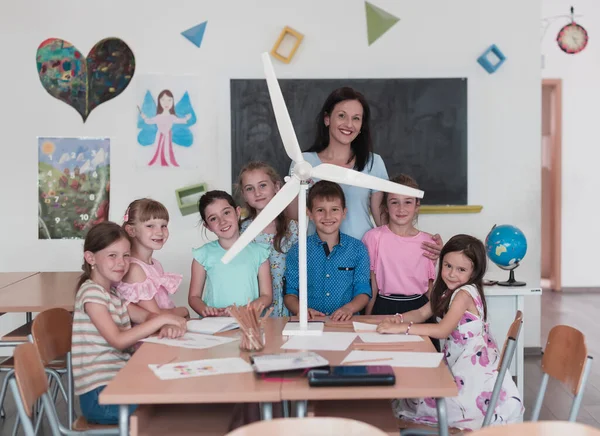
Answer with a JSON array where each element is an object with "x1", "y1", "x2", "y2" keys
[{"x1": 485, "y1": 224, "x2": 527, "y2": 286}]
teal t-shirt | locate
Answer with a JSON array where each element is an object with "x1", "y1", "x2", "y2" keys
[
  {"x1": 290, "y1": 152, "x2": 389, "y2": 240},
  {"x1": 192, "y1": 241, "x2": 270, "y2": 308}
]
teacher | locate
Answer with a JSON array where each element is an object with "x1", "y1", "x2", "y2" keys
[{"x1": 289, "y1": 86, "x2": 442, "y2": 259}]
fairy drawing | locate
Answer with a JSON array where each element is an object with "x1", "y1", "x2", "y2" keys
[{"x1": 137, "y1": 89, "x2": 197, "y2": 167}]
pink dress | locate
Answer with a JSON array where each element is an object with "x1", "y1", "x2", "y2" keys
[
  {"x1": 393, "y1": 285, "x2": 523, "y2": 430},
  {"x1": 116, "y1": 258, "x2": 182, "y2": 309},
  {"x1": 145, "y1": 113, "x2": 188, "y2": 167}
]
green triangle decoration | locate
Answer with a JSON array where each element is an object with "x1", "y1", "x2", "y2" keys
[{"x1": 365, "y1": 1, "x2": 400, "y2": 46}]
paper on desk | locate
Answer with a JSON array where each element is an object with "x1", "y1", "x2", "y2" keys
[
  {"x1": 141, "y1": 332, "x2": 237, "y2": 349},
  {"x1": 281, "y1": 332, "x2": 357, "y2": 351},
  {"x1": 352, "y1": 321, "x2": 378, "y2": 332},
  {"x1": 342, "y1": 350, "x2": 444, "y2": 368},
  {"x1": 149, "y1": 357, "x2": 252, "y2": 380},
  {"x1": 187, "y1": 317, "x2": 239, "y2": 335},
  {"x1": 358, "y1": 333, "x2": 423, "y2": 343}
]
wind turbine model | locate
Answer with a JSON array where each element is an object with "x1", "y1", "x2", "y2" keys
[{"x1": 222, "y1": 52, "x2": 425, "y2": 336}]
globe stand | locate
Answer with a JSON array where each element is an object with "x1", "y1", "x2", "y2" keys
[{"x1": 498, "y1": 266, "x2": 526, "y2": 287}]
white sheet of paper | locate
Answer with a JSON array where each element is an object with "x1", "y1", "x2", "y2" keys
[
  {"x1": 342, "y1": 350, "x2": 444, "y2": 368},
  {"x1": 141, "y1": 332, "x2": 237, "y2": 349},
  {"x1": 281, "y1": 332, "x2": 357, "y2": 351},
  {"x1": 358, "y1": 333, "x2": 424, "y2": 343},
  {"x1": 353, "y1": 321, "x2": 377, "y2": 332},
  {"x1": 187, "y1": 317, "x2": 239, "y2": 334},
  {"x1": 251, "y1": 351, "x2": 329, "y2": 373},
  {"x1": 149, "y1": 357, "x2": 252, "y2": 380}
]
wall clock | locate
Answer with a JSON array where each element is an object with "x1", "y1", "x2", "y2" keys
[{"x1": 557, "y1": 8, "x2": 588, "y2": 54}]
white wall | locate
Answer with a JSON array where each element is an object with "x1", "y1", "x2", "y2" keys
[
  {"x1": 0, "y1": 0, "x2": 542, "y2": 346},
  {"x1": 542, "y1": 0, "x2": 600, "y2": 287}
]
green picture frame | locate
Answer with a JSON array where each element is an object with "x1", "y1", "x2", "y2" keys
[{"x1": 175, "y1": 183, "x2": 207, "y2": 216}]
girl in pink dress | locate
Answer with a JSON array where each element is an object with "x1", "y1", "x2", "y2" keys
[
  {"x1": 139, "y1": 90, "x2": 191, "y2": 167},
  {"x1": 117, "y1": 199, "x2": 189, "y2": 318},
  {"x1": 377, "y1": 234, "x2": 523, "y2": 431}
]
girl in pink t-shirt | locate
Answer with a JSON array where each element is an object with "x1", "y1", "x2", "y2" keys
[
  {"x1": 362, "y1": 174, "x2": 436, "y2": 316},
  {"x1": 117, "y1": 199, "x2": 189, "y2": 318}
]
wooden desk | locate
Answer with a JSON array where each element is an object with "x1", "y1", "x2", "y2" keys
[
  {"x1": 0, "y1": 272, "x2": 38, "y2": 290},
  {"x1": 0, "y1": 272, "x2": 79, "y2": 314},
  {"x1": 101, "y1": 317, "x2": 457, "y2": 436}
]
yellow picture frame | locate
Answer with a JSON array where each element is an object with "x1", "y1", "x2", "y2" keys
[{"x1": 270, "y1": 26, "x2": 304, "y2": 64}]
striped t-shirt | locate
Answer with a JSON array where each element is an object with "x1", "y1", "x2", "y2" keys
[{"x1": 72, "y1": 280, "x2": 132, "y2": 396}]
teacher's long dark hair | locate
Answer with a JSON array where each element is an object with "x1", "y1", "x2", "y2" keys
[{"x1": 306, "y1": 87, "x2": 374, "y2": 172}]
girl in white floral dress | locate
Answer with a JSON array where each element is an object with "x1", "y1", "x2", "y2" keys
[
  {"x1": 378, "y1": 234, "x2": 523, "y2": 431},
  {"x1": 238, "y1": 162, "x2": 299, "y2": 317}
]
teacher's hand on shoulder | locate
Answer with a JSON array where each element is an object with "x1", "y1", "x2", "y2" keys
[{"x1": 422, "y1": 234, "x2": 443, "y2": 261}]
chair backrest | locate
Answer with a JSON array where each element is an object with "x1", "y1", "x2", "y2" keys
[
  {"x1": 469, "y1": 420, "x2": 600, "y2": 435},
  {"x1": 13, "y1": 342, "x2": 49, "y2": 417},
  {"x1": 497, "y1": 310, "x2": 523, "y2": 371},
  {"x1": 225, "y1": 417, "x2": 388, "y2": 436},
  {"x1": 542, "y1": 325, "x2": 588, "y2": 395},
  {"x1": 31, "y1": 308, "x2": 72, "y2": 364}
]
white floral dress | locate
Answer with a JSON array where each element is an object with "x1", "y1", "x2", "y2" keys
[
  {"x1": 240, "y1": 219, "x2": 298, "y2": 317},
  {"x1": 393, "y1": 285, "x2": 524, "y2": 430}
]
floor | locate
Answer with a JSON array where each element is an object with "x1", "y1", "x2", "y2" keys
[{"x1": 0, "y1": 290, "x2": 599, "y2": 434}]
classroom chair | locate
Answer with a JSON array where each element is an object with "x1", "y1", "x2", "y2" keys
[
  {"x1": 9, "y1": 341, "x2": 118, "y2": 436},
  {"x1": 468, "y1": 421, "x2": 600, "y2": 436},
  {"x1": 225, "y1": 417, "x2": 389, "y2": 436},
  {"x1": 529, "y1": 324, "x2": 593, "y2": 422},
  {"x1": 30, "y1": 308, "x2": 75, "y2": 430}
]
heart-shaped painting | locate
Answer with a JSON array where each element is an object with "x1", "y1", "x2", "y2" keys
[{"x1": 36, "y1": 38, "x2": 135, "y2": 122}]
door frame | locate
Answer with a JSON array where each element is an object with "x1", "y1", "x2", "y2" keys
[{"x1": 542, "y1": 78, "x2": 562, "y2": 291}]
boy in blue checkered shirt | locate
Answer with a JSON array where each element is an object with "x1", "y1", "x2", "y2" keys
[{"x1": 284, "y1": 181, "x2": 371, "y2": 321}]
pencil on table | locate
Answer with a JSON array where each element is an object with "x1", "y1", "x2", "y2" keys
[{"x1": 343, "y1": 357, "x2": 394, "y2": 365}]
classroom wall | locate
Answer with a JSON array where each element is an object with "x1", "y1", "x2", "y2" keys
[
  {"x1": 0, "y1": 0, "x2": 542, "y2": 346},
  {"x1": 541, "y1": 0, "x2": 600, "y2": 287}
]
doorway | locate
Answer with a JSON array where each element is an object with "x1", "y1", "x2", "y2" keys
[{"x1": 541, "y1": 79, "x2": 562, "y2": 291}]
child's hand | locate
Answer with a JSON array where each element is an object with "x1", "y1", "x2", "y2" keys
[
  {"x1": 159, "y1": 325, "x2": 186, "y2": 339},
  {"x1": 307, "y1": 308, "x2": 325, "y2": 319},
  {"x1": 377, "y1": 321, "x2": 407, "y2": 334},
  {"x1": 422, "y1": 234, "x2": 443, "y2": 260},
  {"x1": 201, "y1": 306, "x2": 224, "y2": 317},
  {"x1": 159, "y1": 314, "x2": 187, "y2": 329},
  {"x1": 330, "y1": 307, "x2": 353, "y2": 321}
]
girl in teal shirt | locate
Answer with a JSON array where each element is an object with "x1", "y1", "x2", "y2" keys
[{"x1": 188, "y1": 190, "x2": 272, "y2": 317}]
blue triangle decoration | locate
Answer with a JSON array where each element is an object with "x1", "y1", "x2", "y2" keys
[{"x1": 181, "y1": 21, "x2": 207, "y2": 48}]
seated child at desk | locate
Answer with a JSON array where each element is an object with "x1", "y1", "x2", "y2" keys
[
  {"x1": 117, "y1": 198, "x2": 189, "y2": 318},
  {"x1": 72, "y1": 222, "x2": 186, "y2": 425},
  {"x1": 284, "y1": 181, "x2": 371, "y2": 321},
  {"x1": 377, "y1": 234, "x2": 523, "y2": 430},
  {"x1": 188, "y1": 190, "x2": 272, "y2": 317}
]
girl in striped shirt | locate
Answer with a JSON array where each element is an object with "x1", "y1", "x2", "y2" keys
[{"x1": 72, "y1": 221, "x2": 186, "y2": 425}]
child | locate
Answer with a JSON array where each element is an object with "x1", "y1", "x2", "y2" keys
[
  {"x1": 188, "y1": 190, "x2": 272, "y2": 316},
  {"x1": 117, "y1": 198, "x2": 189, "y2": 318},
  {"x1": 238, "y1": 161, "x2": 299, "y2": 317},
  {"x1": 362, "y1": 174, "x2": 436, "y2": 315},
  {"x1": 72, "y1": 221, "x2": 186, "y2": 424},
  {"x1": 284, "y1": 181, "x2": 371, "y2": 321},
  {"x1": 377, "y1": 234, "x2": 523, "y2": 430}
]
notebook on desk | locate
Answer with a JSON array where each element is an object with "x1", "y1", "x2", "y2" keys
[{"x1": 187, "y1": 317, "x2": 239, "y2": 335}]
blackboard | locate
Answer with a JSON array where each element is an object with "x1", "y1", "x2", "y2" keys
[{"x1": 230, "y1": 78, "x2": 467, "y2": 205}]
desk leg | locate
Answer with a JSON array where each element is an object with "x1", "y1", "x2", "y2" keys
[
  {"x1": 516, "y1": 295, "x2": 525, "y2": 400},
  {"x1": 436, "y1": 398, "x2": 448, "y2": 436},
  {"x1": 295, "y1": 400, "x2": 307, "y2": 418},
  {"x1": 26, "y1": 312, "x2": 32, "y2": 323},
  {"x1": 118, "y1": 405, "x2": 129, "y2": 436},
  {"x1": 260, "y1": 403, "x2": 273, "y2": 420}
]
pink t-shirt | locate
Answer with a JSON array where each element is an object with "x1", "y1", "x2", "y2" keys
[
  {"x1": 362, "y1": 226, "x2": 436, "y2": 296},
  {"x1": 116, "y1": 258, "x2": 181, "y2": 309}
]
